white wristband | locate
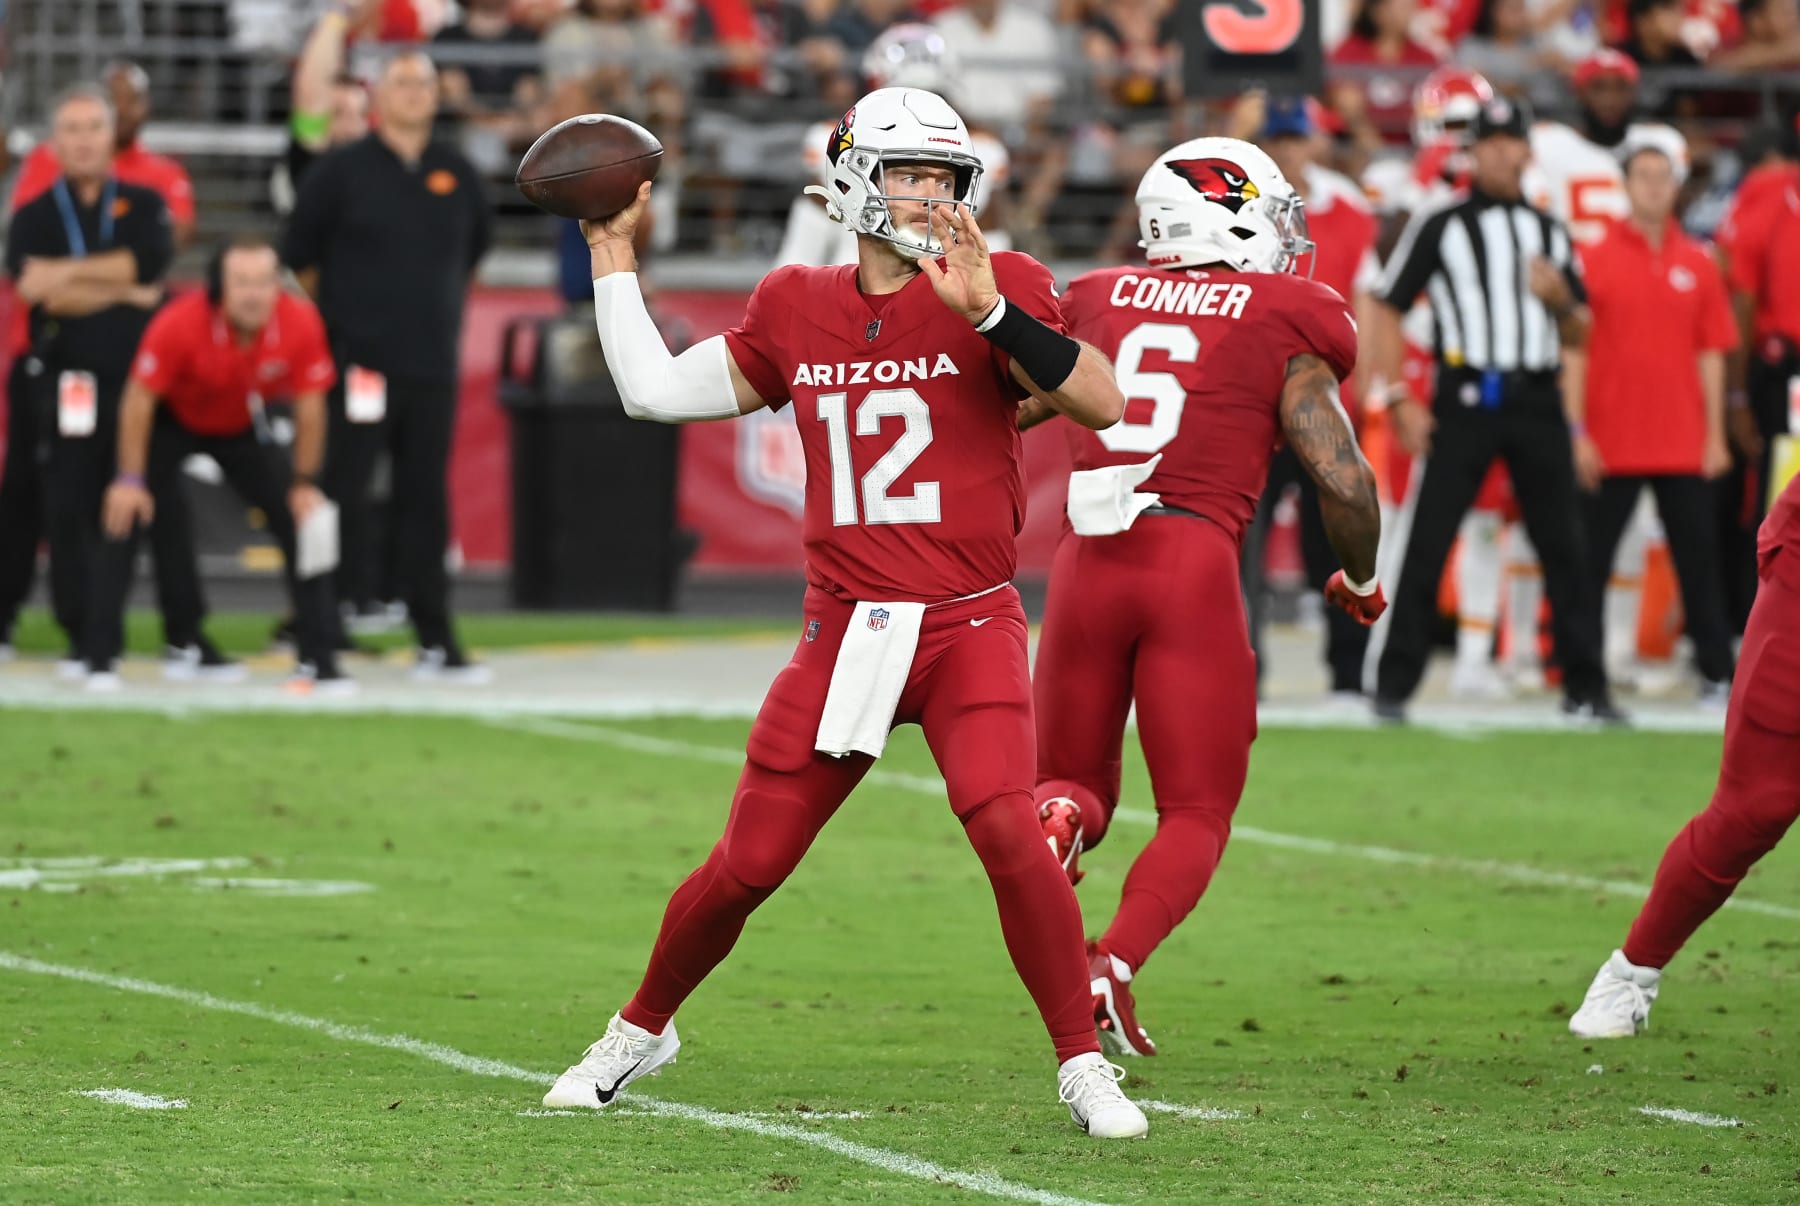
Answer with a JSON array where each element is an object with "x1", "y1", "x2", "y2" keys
[
  {"x1": 1341, "y1": 571, "x2": 1379, "y2": 597},
  {"x1": 973, "y1": 295, "x2": 1007, "y2": 333}
]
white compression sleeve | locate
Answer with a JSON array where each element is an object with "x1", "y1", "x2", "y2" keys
[{"x1": 592, "y1": 273, "x2": 742, "y2": 422}]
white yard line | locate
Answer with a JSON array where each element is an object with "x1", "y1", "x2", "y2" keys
[
  {"x1": 1638, "y1": 1106, "x2": 1743, "y2": 1128},
  {"x1": 76, "y1": 1088, "x2": 188, "y2": 1110},
  {"x1": 0, "y1": 690, "x2": 1731, "y2": 734},
  {"x1": 0, "y1": 857, "x2": 251, "y2": 890},
  {"x1": 0, "y1": 952, "x2": 1110, "y2": 1206},
  {"x1": 1140, "y1": 1101, "x2": 1245, "y2": 1121},
  {"x1": 186, "y1": 878, "x2": 374, "y2": 897},
  {"x1": 483, "y1": 717, "x2": 1800, "y2": 924}
]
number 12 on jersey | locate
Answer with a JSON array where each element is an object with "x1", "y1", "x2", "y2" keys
[{"x1": 818, "y1": 388, "x2": 942, "y2": 526}]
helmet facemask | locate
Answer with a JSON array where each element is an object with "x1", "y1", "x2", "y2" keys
[{"x1": 804, "y1": 89, "x2": 985, "y2": 262}]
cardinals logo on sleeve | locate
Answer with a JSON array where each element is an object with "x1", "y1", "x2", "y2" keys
[{"x1": 1165, "y1": 158, "x2": 1260, "y2": 213}]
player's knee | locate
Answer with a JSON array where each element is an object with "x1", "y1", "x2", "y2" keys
[
  {"x1": 720, "y1": 787, "x2": 816, "y2": 890},
  {"x1": 1153, "y1": 800, "x2": 1235, "y2": 846},
  {"x1": 961, "y1": 791, "x2": 1046, "y2": 875},
  {"x1": 1696, "y1": 784, "x2": 1800, "y2": 877}
]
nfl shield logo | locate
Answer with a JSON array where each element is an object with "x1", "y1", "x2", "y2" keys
[
  {"x1": 804, "y1": 619, "x2": 821, "y2": 643},
  {"x1": 867, "y1": 608, "x2": 890, "y2": 631}
]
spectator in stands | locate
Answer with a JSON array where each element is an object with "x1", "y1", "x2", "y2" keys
[
  {"x1": 276, "y1": 5, "x2": 374, "y2": 214},
  {"x1": 932, "y1": 0, "x2": 1062, "y2": 145},
  {"x1": 1710, "y1": 0, "x2": 1800, "y2": 72},
  {"x1": 1617, "y1": 0, "x2": 1702, "y2": 68},
  {"x1": 540, "y1": 0, "x2": 686, "y2": 133},
  {"x1": 4, "y1": 85, "x2": 173, "y2": 674},
  {"x1": 431, "y1": 0, "x2": 544, "y2": 172},
  {"x1": 1329, "y1": 0, "x2": 1442, "y2": 149},
  {"x1": 830, "y1": 0, "x2": 918, "y2": 61},
  {"x1": 90, "y1": 237, "x2": 349, "y2": 691},
  {"x1": 1456, "y1": 0, "x2": 1567, "y2": 108},
  {"x1": 1571, "y1": 141, "x2": 1738, "y2": 703},
  {"x1": 282, "y1": 52, "x2": 493, "y2": 681}
]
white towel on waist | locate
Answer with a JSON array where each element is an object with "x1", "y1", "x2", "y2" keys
[
  {"x1": 1066, "y1": 454, "x2": 1162, "y2": 536},
  {"x1": 815, "y1": 600, "x2": 927, "y2": 759}
]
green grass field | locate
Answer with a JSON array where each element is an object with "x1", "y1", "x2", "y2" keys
[{"x1": 3, "y1": 707, "x2": 1797, "y2": 1204}]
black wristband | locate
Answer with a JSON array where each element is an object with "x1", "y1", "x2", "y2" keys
[{"x1": 973, "y1": 296, "x2": 1081, "y2": 393}]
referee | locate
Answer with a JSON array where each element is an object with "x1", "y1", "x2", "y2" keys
[{"x1": 1367, "y1": 96, "x2": 1620, "y2": 724}]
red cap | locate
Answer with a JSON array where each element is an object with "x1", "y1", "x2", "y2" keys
[{"x1": 1574, "y1": 49, "x2": 1641, "y2": 88}]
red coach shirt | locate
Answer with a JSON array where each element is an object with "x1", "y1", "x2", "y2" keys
[
  {"x1": 1717, "y1": 163, "x2": 1800, "y2": 348},
  {"x1": 1060, "y1": 267, "x2": 1358, "y2": 541},
  {"x1": 1298, "y1": 164, "x2": 1377, "y2": 414},
  {"x1": 724, "y1": 253, "x2": 1064, "y2": 603},
  {"x1": 1580, "y1": 217, "x2": 1737, "y2": 475},
  {"x1": 131, "y1": 290, "x2": 336, "y2": 436}
]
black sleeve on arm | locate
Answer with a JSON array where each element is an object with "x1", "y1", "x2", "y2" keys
[
  {"x1": 1378, "y1": 206, "x2": 1447, "y2": 312},
  {"x1": 125, "y1": 192, "x2": 176, "y2": 282},
  {"x1": 5, "y1": 200, "x2": 50, "y2": 277},
  {"x1": 282, "y1": 150, "x2": 341, "y2": 271}
]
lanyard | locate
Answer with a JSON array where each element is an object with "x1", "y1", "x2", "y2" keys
[{"x1": 51, "y1": 177, "x2": 116, "y2": 258}]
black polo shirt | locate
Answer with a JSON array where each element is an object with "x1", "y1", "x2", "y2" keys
[
  {"x1": 280, "y1": 132, "x2": 493, "y2": 383},
  {"x1": 5, "y1": 177, "x2": 173, "y2": 387}
]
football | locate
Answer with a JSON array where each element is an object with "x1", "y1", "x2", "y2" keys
[{"x1": 514, "y1": 114, "x2": 664, "y2": 221}]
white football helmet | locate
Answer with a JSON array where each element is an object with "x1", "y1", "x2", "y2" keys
[
  {"x1": 861, "y1": 24, "x2": 959, "y2": 96},
  {"x1": 806, "y1": 87, "x2": 984, "y2": 261},
  {"x1": 1136, "y1": 137, "x2": 1313, "y2": 275}
]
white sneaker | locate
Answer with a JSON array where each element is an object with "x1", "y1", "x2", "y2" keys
[
  {"x1": 56, "y1": 656, "x2": 87, "y2": 682},
  {"x1": 1569, "y1": 949, "x2": 1661, "y2": 1038},
  {"x1": 1057, "y1": 1052, "x2": 1148, "y2": 1139},
  {"x1": 0, "y1": 642, "x2": 14, "y2": 663},
  {"x1": 412, "y1": 645, "x2": 494, "y2": 686},
  {"x1": 1698, "y1": 679, "x2": 1732, "y2": 711},
  {"x1": 542, "y1": 1013, "x2": 680, "y2": 1109},
  {"x1": 85, "y1": 668, "x2": 123, "y2": 693},
  {"x1": 1450, "y1": 659, "x2": 1513, "y2": 700},
  {"x1": 162, "y1": 642, "x2": 248, "y2": 684}
]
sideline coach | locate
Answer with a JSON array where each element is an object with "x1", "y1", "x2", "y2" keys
[{"x1": 281, "y1": 50, "x2": 492, "y2": 677}]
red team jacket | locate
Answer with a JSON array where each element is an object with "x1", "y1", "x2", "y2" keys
[
  {"x1": 724, "y1": 252, "x2": 1066, "y2": 602},
  {"x1": 1057, "y1": 267, "x2": 1359, "y2": 542}
]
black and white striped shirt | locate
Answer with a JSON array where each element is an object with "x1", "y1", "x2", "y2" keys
[{"x1": 1379, "y1": 189, "x2": 1584, "y2": 373}]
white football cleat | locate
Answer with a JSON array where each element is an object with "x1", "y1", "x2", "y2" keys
[
  {"x1": 1057, "y1": 1052, "x2": 1148, "y2": 1139},
  {"x1": 543, "y1": 1013, "x2": 680, "y2": 1109},
  {"x1": 1569, "y1": 949, "x2": 1661, "y2": 1038}
]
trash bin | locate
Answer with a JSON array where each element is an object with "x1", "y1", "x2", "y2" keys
[{"x1": 500, "y1": 312, "x2": 684, "y2": 611}]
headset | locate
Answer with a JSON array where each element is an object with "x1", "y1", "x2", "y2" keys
[{"x1": 205, "y1": 244, "x2": 226, "y2": 305}]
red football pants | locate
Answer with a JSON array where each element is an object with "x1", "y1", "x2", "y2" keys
[
  {"x1": 1623, "y1": 544, "x2": 1800, "y2": 968},
  {"x1": 1033, "y1": 517, "x2": 1258, "y2": 973},
  {"x1": 623, "y1": 585, "x2": 1099, "y2": 1063}
]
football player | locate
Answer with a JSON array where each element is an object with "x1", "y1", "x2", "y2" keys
[
  {"x1": 1570, "y1": 472, "x2": 1800, "y2": 1037},
  {"x1": 545, "y1": 86, "x2": 1149, "y2": 1139},
  {"x1": 774, "y1": 24, "x2": 1011, "y2": 268},
  {"x1": 1029, "y1": 139, "x2": 1386, "y2": 1056},
  {"x1": 1527, "y1": 49, "x2": 1690, "y2": 686}
]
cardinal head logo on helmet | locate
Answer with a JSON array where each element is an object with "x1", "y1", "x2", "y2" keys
[{"x1": 1164, "y1": 158, "x2": 1261, "y2": 214}]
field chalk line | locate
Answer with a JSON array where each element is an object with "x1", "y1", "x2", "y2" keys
[
  {"x1": 483, "y1": 716, "x2": 1800, "y2": 925},
  {"x1": 0, "y1": 952, "x2": 1110, "y2": 1206},
  {"x1": 1637, "y1": 1106, "x2": 1743, "y2": 1128},
  {"x1": 76, "y1": 1088, "x2": 188, "y2": 1110}
]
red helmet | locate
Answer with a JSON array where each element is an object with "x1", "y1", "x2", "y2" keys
[{"x1": 1412, "y1": 67, "x2": 1495, "y2": 149}]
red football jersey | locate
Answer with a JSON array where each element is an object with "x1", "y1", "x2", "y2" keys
[
  {"x1": 1059, "y1": 267, "x2": 1358, "y2": 541},
  {"x1": 1762, "y1": 471, "x2": 1800, "y2": 563},
  {"x1": 724, "y1": 252, "x2": 1064, "y2": 602}
]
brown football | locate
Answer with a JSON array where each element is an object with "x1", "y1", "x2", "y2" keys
[{"x1": 514, "y1": 114, "x2": 663, "y2": 221}]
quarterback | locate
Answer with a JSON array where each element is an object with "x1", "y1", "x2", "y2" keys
[{"x1": 544, "y1": 86, "x2": 1148, "y2": 1139}]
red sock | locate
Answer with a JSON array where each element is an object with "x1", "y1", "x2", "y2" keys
[
  {"x1": 622, "y1": 847, "x2": 772, "y2": 1033},
  {"x1": 964, "y1": 794, "x2": 1100, "y2": 1064},
  {"x1": 1102, "y1": 811, "x2": 1229, "y2": 973}
]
